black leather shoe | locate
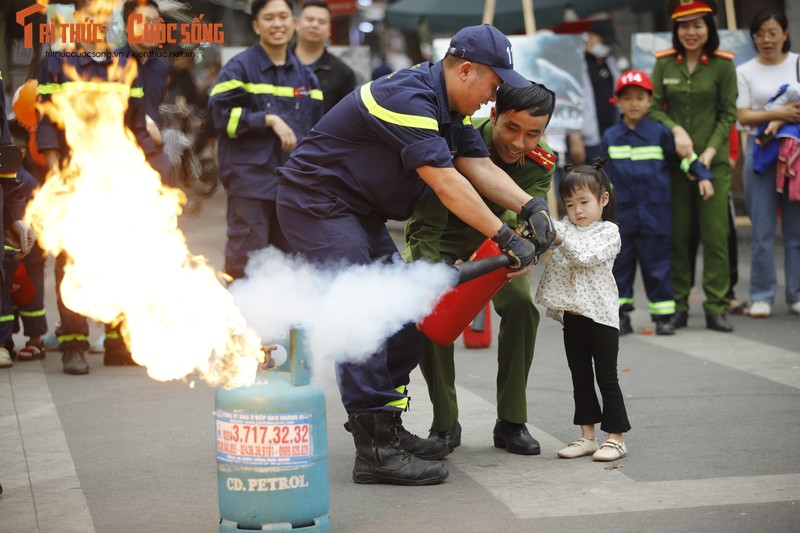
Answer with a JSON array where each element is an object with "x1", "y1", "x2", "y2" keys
[
  {"x1": 655, "y1": 318, "x2": 676, "y2": 336},
  {"x1": 672, "y1": 310, "x2": 688, "y2": 329},
  {"x1": 706, "y1": 313, "x2": 733, "y2": 332},
  {"x1": 493, "y1": 420, "x2": 540, "y2": 455},
  {"x1": 394, "y1": 413, "x2": 450, "y2": 460},
  {"x1": 619, "y1": 313, "x2": 633, "y2": 336},
  {"x1": 429, "y1": 420, "x2": 462, "y2": 452},
  {"x1": 62, "y1": 349, "x2": 90, "y2": 375}
]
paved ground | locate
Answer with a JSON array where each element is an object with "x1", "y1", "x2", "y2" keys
[{"x1": 1, "y1": 190, "x2": 799, "y2": 533}]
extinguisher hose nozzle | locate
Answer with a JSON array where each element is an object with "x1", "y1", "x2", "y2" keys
[{"x1": 451, "y1": 255, "x2": 512, "y2": 286}]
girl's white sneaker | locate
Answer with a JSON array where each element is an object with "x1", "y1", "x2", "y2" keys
[
  {"x1": 592, "y1": 439, "x2": 627, "y2": 461},
  {"x1": 557, "y1": 437, "x2": 598, "y2": 458}
]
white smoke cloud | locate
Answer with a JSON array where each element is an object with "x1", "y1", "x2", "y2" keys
[{"x1": 228, "y1": 248, "x2": 457, "y2": 369}]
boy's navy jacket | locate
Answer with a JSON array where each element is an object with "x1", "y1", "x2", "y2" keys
[{"x1": 601, "y1": 115, "x2": 676, "y2": 236}]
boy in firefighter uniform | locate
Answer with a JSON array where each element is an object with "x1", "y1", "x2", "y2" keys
[
  {"x1": 36, "y1": 0, "x2": 156, "y2": 373},
  {"x1": 276, "y1": 25, "x2": 556, "y2": 485},
  {"x1": 602, "y1": 70, "x2": 678, "y2": 336},
  {"x1": 209, "y1": 0, "x2": 323, "y2": 280},
  {"x1": 402, "y1": 81, "x2": 556, "y2": 456}
]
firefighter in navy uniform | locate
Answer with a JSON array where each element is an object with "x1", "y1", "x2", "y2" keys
[
  {"x1": 403, "y1": 82, "x2": 556, "y2": 457},
  {"x1": 36, "y1": 0, "x2": 161, "y2": 373},
  {"x1": 209, "y1": 0, "x2": 323, "y2": 280},
  {"x1": 276, "y1": 24, "x2": 556, "y2": 485},
  {"x1": 648, "y1": 0, "x2": 738, "y2": 332},
  {"x1": 0, "y1": 70, "x2": 36, "y2": 370},
  {"x1": 116, "y1": 0, "x2": 171, "y2": 181}
]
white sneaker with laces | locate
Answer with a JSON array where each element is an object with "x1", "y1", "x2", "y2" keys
[
  {"x1": 0, "y1": 347, "x2": 12, "y2": 368},
  {"x1": 750, "y1": 301, "x2": 771, "y2": 318},
  {"x1": 790, "y1": 302, "x2": 800, "y2": 315},
  {"x1": 557, "y1": 436, "x2": 598, "y2": 458},
  {"x1": 592, "y1": 439, "x2": 627, "y2": 461}
]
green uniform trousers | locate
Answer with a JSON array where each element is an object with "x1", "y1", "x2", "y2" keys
[
  {"x1": 419, "y1": 274, "x2": 539, "y2": 432},
  {"x1": 670, "y1": 164, "x2": 731, "y2": 315}
]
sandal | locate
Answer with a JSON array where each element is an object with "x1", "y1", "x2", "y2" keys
[{"x1": 17, "y1": 340, "x2": 46, "y2": 361}]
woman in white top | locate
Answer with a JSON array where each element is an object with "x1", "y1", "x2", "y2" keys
[
  {"x1": 736, "y1": 7, "x2": 800, "y2": 317},
  {"x1": 535, "y1": 159, "x2": 630, "y2": 462}
]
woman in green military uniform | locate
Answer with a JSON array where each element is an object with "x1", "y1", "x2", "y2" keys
[
  {"x1": 403, "y1": 82, "x2": 556, "y2": 455},
  {"x1": 648, "y1": 0, "x2": 738, "y2": 332}
]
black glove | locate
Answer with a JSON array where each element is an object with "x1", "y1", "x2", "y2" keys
[
  {"x1": 520, "y1": 197, "x2": 556, "y2": 256},
  {"x1": 491, "y1": 223, "x2": 535, "y2": 270}
]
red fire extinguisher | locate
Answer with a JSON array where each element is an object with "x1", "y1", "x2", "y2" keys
[
  {"x1": 8, "y1": 262, "x2": 35, "y2": 306},
  {"x1": 420, "y1": 238, "x2": 511, "y2": 346}
]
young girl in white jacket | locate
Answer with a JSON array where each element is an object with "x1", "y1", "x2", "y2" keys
[{"x1": 536, "y1": 159, "x2": 630, "y2": 461}]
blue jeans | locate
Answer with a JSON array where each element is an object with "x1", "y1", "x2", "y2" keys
[{"x1": 743, "y1": 136, "x2": 800, "y2": 305}]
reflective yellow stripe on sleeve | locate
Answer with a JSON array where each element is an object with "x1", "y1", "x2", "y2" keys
[
  {"x1": 227, "y1": 107, "x2": 243, "y2": 139},
  {"x1": 359, "y1": 82, "x2": 439, "y2": 131},
  {"x1": 36, "y1": 81, "x2": 134, "y2": 96},
  {"x1": 0, "y1": 172, "x2": 17, "y2": 179},
  {"x1": 210, "y1": 80, "x2": 322, "y2": 100}
]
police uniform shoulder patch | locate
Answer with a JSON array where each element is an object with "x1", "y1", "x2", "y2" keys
[
  {"x1": 525, "y1": 146, "x2": 556, "y2": 170},
  {"x1": 713, "y1": 49, "x2": 735, "y2": 60},
  {"x1": 654, "y1": 48, "x2": 678, "y2": 59}
]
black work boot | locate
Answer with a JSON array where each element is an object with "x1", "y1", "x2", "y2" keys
[
  {"x1": 655, "y1": 317, "x2": 676, "y2": 336},
  {"x1": 394, "y1": 412, "x2": 450, "y2": 460},
  {"x1": 348, "y1": 412, "x2": 449, "y2": 486},
  {"x1": 619, "y1": 312, "x2": 633, "y2": 336},
  {"x1": 62, "y1": 348, "x2": 90, "y2": 375}
]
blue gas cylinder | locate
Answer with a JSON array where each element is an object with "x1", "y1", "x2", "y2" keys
[{"x1": 216, "y1": 327, "x2": 330, "y2": 532}]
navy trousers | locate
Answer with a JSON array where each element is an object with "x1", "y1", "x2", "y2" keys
[
  {"x1": 276, "y1": 185, "x2": 421, "y2": 415},
  {"x1": 225, "y1": 196, "x2": 292, "y2": 280},
  {"x1": 613, "y1": 233, "x2": 675, "y2": 320}
]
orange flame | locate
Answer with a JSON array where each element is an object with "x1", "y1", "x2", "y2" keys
[{"x1": 28, "y1": 46, "x2": 261, "y2": 388}]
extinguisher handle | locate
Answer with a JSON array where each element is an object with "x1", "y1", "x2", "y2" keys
[{"x1": 451, "y1": 254, "x2": 512, "y2": 286}]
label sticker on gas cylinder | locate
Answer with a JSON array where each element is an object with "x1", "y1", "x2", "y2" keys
[{"x1": 215, "y1": 410, "x2": 312, "y2": 466}]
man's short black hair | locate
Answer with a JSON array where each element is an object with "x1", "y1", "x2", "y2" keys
[
  {"x1": 251, "y1": 0, "x2": 294, "y2": 21},
  {"x1": 300, "y1": 0, "x2": 330, "y2": 13},
  {"x1": 122, "y1": 0, "x2": 159, "y2": 24},
  {"x1": 495, "y1": 82, "x2": 556, "y2": 127}
]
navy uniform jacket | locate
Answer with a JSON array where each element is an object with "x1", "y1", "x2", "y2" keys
[
  {"x1": 0, "y1": 70, "x2": 25, "y2": 226},
  {"x1": 36, "y1": 47, "x2": 152, "y2": 162},
  {"x1": 115, "y1": 44, "x2": 168, "y2": 129},
  {"x1": 601, "y1": 116, "x2": 676, "y2": 236},
  {"x1": 278, "y1": 61, "x2": 488, "y2": 222},
  {"x1": 209, "y1": 44, "x2": 323, "y2": 201}
]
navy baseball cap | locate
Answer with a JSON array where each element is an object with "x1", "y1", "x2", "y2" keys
[{"x1": 447, "y1": 24, "x2": 529, "y2": 88}]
